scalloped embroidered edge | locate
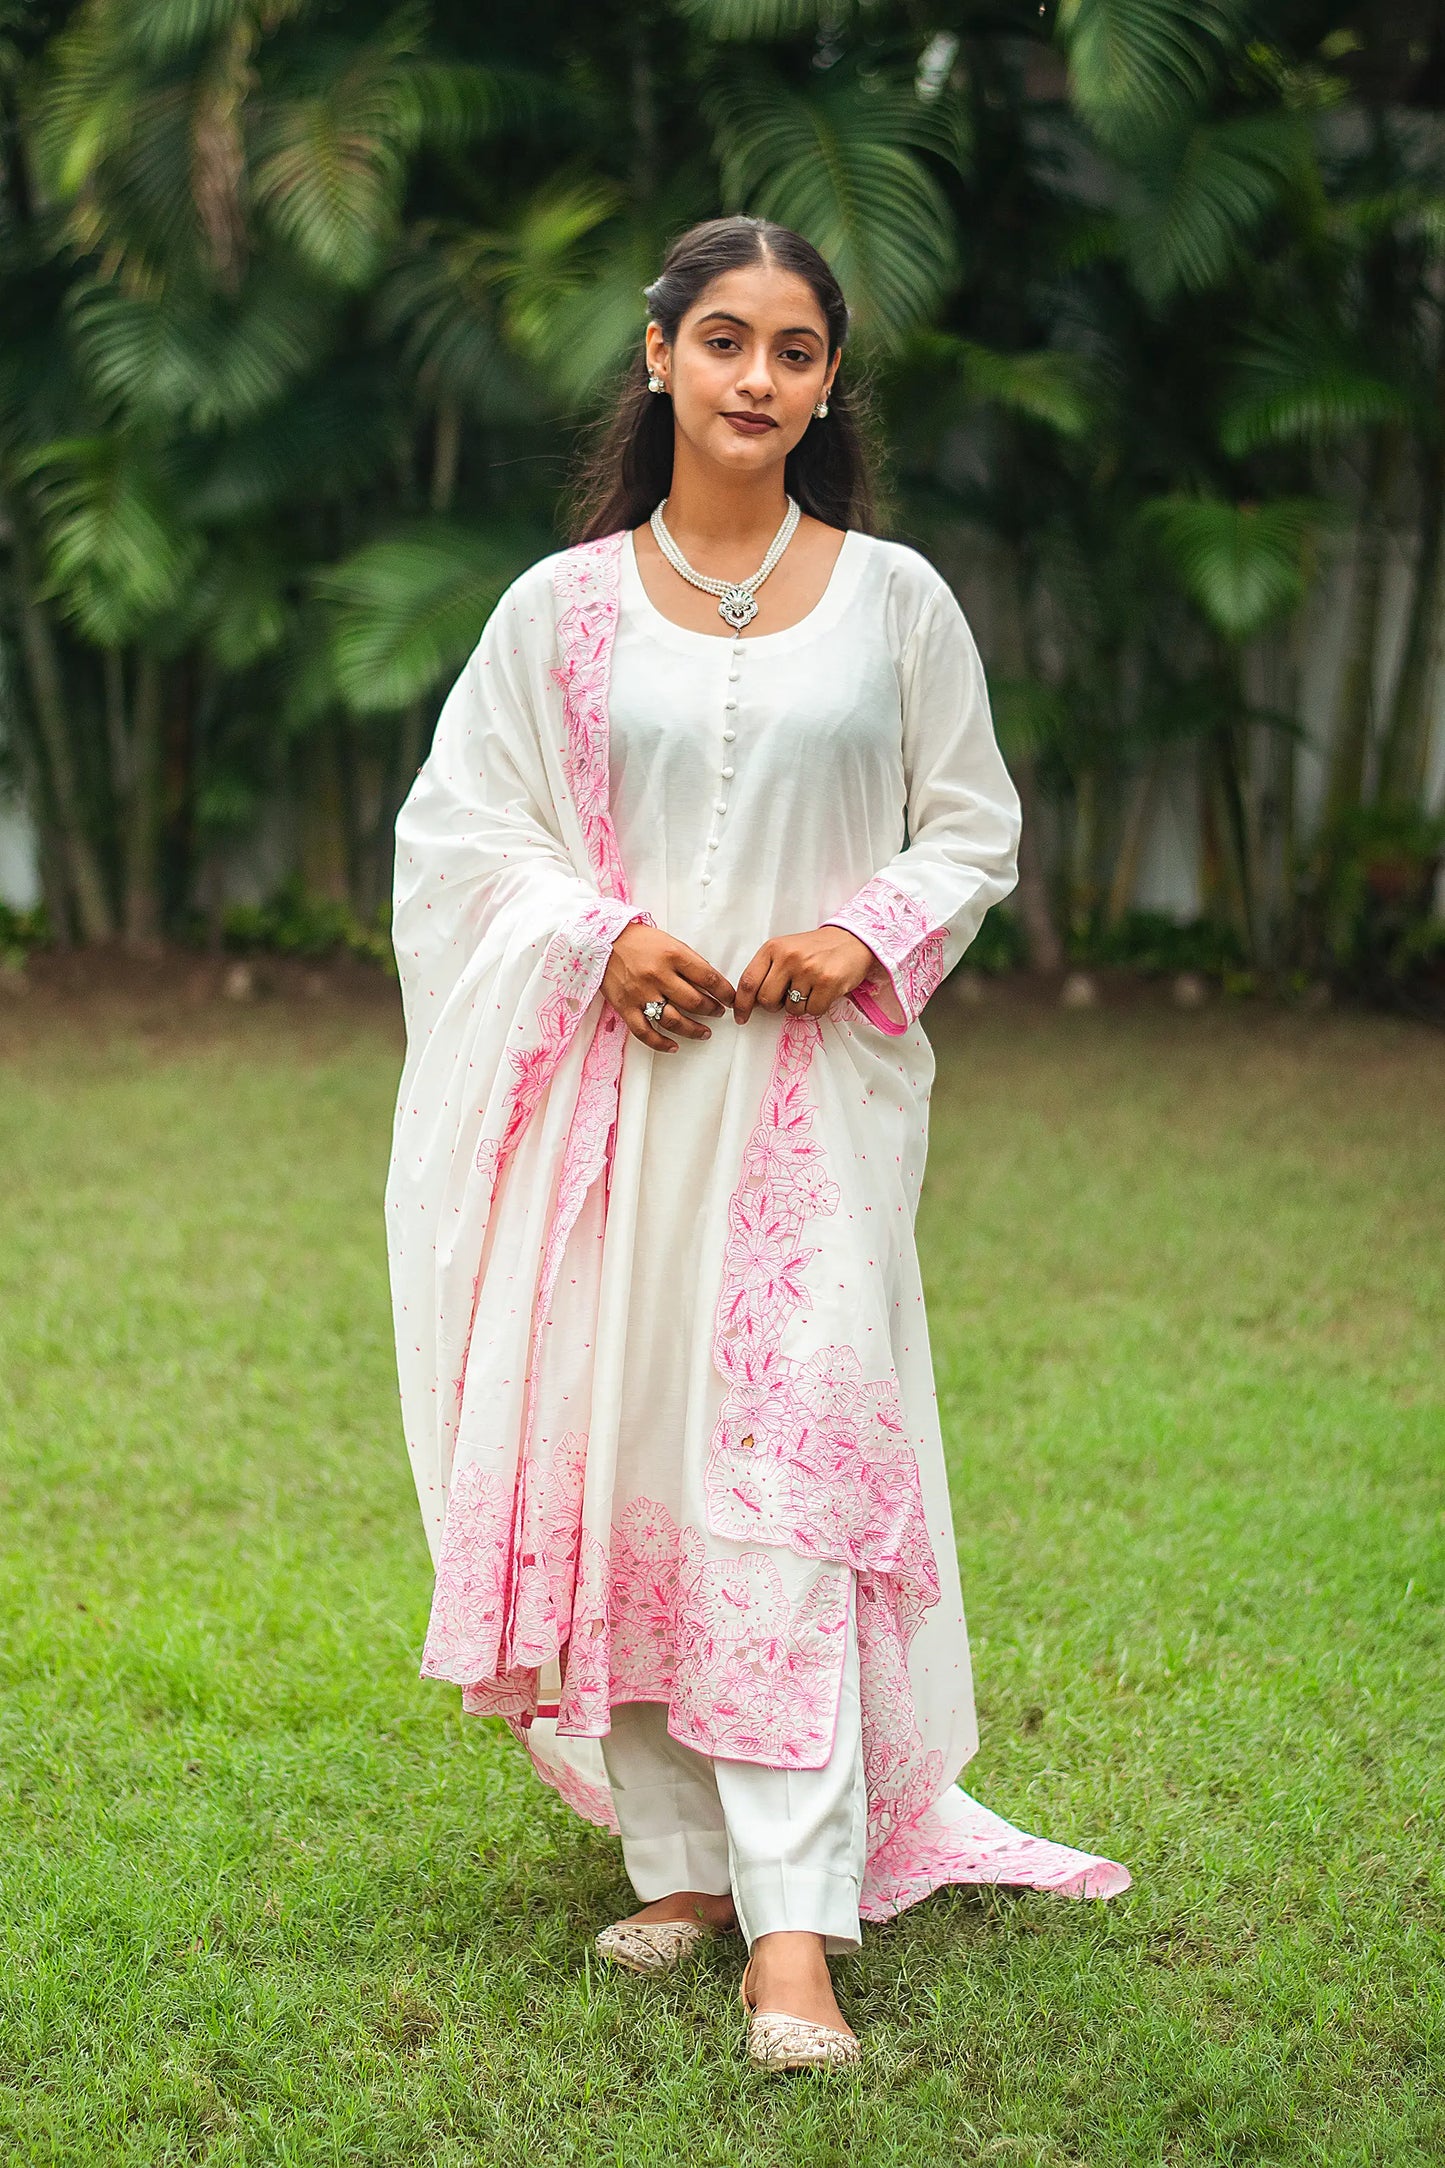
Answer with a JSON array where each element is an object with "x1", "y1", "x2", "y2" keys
[{"x1": 825, "y1": 872, "x2": 948, "y2": 1033}]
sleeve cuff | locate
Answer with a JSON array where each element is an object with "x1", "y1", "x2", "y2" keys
[
  {"x1": 824, "y1": 874, "x2": 949, "y2": 1033},
  {"x1": 548, "y1": 896, "x2": 654, "y2": 1013}
]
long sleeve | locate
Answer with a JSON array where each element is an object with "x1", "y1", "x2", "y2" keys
[{"x1": 824, "y1": 579, "x2": 1021, "y2": 1034}]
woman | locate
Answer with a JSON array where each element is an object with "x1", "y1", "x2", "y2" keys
[{"x1": 386, "y1": 214, "x2": 1128, "y2": 2072}]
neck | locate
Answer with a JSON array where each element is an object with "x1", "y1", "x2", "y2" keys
[{"x1": 658, "y1": 446, "x2": 791, "y2": 562}]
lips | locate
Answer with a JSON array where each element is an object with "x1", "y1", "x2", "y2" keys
[{"x1": 722, "y1": 413, "x2": 777, "y2": 434}]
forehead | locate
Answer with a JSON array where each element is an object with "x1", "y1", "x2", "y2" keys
[{"x1": 682, "y1": 263, "x2": 828, "y2": 336}]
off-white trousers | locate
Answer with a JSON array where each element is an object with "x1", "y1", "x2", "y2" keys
[{"x1": 598, "y1": 1577, "x2": 868, "y2": 1955}]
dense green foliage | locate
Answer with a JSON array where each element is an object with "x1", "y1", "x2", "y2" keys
[
  {"x1": 1, "y1": 1, "x2": 1443, "y2": 981},
  {"x1": 0, "y1": 992, "x2": 1440, "y2": 2161}
]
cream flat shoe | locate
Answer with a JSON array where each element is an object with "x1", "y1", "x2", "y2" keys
[
  {"x1": 594, "y1": 1917, "x2": 715, "y2": 1975},
  {"x1": 739, "y1": 1956, "x2": 861, "y2": 2071}
]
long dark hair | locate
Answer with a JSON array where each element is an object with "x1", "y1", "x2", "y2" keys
[{"x1": 564, "y1": 215, "x2": 879, "y2": 544}]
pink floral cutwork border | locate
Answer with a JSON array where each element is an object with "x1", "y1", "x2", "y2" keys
[
  {"x1": 705, "y1": 1020, "x2": 939, "y2": 1609},
  {"x1": 425, "y1": 530, "x2": 644, "y2": 1713},
  {"x1": 825, "y1": 872, "x2": 948, "y2": 1034},
  {"x1": 555, "y1": 1503, "x2": 850, "y2": 1766},
  {"x1": 550, "y1": 531, "x2": 630, "y2": 904},
  {"x1": 474, "y1": 897, "x2": 644, "y2": 1197}
]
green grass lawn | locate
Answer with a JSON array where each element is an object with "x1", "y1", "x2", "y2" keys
[{"x1": 0, "y1": 984, "x2": 1441, "y2": 2166}]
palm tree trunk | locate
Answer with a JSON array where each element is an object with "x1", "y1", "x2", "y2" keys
[
  {"x1": 1069, "y1": 767, "x2": 1099, "y2": 939},
  {"x1": 103, "y1": 647, "x2": 129, "y2": 807},
  {"x1": 1106, "y1": 757, "x2": 1158, "y2": 926},
  {"x1": 1012, "y1": 756, "x2": 1063, "y2": 971},
  {"x1": 1322, "y1": 426, "x2": 1400, "y2": 836},
  {"x1": 1215, "y1": 717, "x2": 1258, "y2": 959},
  {"x1": 1375, "y1": 431, "x2": 1444, "y2": 806},
  {"x1": 8, "y1": 504, "x2": 113, "y2": 942},
  {"x1": 990, "y1": 544, "x2": 1062, "y2": 971},
  {"x1": 122, "y1": 654, "x2": 164, "y2": 951}
]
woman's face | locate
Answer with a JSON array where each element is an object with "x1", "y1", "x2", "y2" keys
[{"x1": 647, "y1": 262, "x2": 839, "y2": 477}]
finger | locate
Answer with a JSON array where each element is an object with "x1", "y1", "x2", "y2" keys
[
  {"x1": 754, "y1": 957, "x2": 795, "y2": 1012},
  {"x1": 669, "y1": 945, "x2": 736, "y2": 1010},
  {"x1": 655, "y1": 996, "x2": 711, "y2": 1042},
  {"x1": 661, "y1": 970, "x2": 723, "y2": 1020},
  {"x1": 732, "y1": 948, "x2": 772, "y2": 1024},
  {"x1": 629, "y1": 1005, "x2": 678, "y2": 1052}
]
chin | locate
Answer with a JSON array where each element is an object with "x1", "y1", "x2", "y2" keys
[{"x1": 710, "y1": 424, "x2": 797, "y2": 468}]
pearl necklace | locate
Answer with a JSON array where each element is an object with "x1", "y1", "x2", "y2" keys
[{"x1": 649, "y1": 494, "x2": 802, "y2": 630}]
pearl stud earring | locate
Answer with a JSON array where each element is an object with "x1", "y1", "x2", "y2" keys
[
  {"x1": 814, "y1": 399, "x2": 829, "y2": 417},
  {"x1": 647, "y1": 372, "x2": 666, "y2": 393}
]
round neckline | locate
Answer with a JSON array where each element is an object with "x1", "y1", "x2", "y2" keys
[{"x1": 620, "y1": 525, "x2": 866, "y2": 652}]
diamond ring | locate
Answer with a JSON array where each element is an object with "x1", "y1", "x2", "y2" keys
[
  {"x1": 787, "y1": 988, "x2": 807, "y2": 1006},
  {"x1": 642, "y1": 998, "x2": 667, "y2": 1027}
]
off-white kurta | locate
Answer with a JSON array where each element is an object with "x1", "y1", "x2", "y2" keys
[{"x1": 386, "y1": 524, "x2": 1129, "y2": 1918}]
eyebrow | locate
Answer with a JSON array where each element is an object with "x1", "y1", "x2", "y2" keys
[{"x1": 694, "y1": 310, "x2": 824, "y2": 341}]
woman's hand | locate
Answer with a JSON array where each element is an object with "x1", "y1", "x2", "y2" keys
[
  {"x1": 603, "y1": 921, "x2": 736, "y2": 1052},
  {"x1": 733, "y1": 926, "x2": 876, "y2": 1024}
]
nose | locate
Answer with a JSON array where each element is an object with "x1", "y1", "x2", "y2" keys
[{"x1": 734, "y1": 341, "x2": 776, "y2": 401}]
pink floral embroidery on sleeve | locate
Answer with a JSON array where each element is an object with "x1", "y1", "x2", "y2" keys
[{"x1": 824, "y1": 873, "x2": 948, "y2": 1034}]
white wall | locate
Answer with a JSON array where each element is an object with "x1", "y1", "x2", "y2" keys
[{"x1": 0, "y1": 799, "x2": 39, "y2": 910}]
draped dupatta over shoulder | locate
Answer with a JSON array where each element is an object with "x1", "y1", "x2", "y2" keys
[{"x1": 387, "y1": 528, "x2": 1130, "y2": 1916}]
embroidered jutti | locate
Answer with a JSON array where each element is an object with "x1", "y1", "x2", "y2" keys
[{"x1": 386, "y1": 524, "x2": 1130, "y2": 1916}]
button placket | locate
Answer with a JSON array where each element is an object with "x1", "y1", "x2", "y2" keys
[{"x1": 702, "y1": 638, "x2": 744, "y2": 898}]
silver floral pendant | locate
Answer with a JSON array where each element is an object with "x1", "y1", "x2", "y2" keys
[{"x1": 718, "y1": 586, "x2": 758, "y2": 630}]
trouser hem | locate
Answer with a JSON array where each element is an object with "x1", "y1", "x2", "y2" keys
[
  {"x1": 615, "y1": 1828, "x2": 732, "y2": 1902},
  {"x1": 731, "y1": 1865, "x2": 862, "y2": 1957}
]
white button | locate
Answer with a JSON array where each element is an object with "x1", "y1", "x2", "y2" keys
[
  {"x1": 722, "y1": 728, "x2": 736, "y2": 742},
  {"x1": 727, "y1": 668, "x2": 740, "y2": 682},
  {"x1": 700, "y1": 871, "x2": 712, "y2": 884},
  {"x1": 724, "y1": 699, "x2": 737, "y2": 711},
  {"x1": 721, "y1": 766, "x2": 734, "y2": 779},
  {"x1": 708, "y1": 838, "x2": 719, "y2": 851},
  {"x1": 714, "y1": 799, "x2": 727, "y2": 813}
]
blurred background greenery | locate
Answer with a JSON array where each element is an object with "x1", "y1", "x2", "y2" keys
[{"x1": 1, "y1": 0, "x2": 1443, "y2": 1007}]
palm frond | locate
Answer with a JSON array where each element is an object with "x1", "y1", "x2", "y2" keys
[
  {"x1": 28, "y1": 14, "x2": 141, "y2": 200},
  {"x1": 1121, "y1": 112, "x2": 1314, "y2": 305},
  {"x1": 673, "y1": 0, "x2": 880, "y2": 38},
  {"x1": 125, "y1": 0, "x2": 305, "y2": 66},
  {"x1": 17, "y1": 434, "x2": 202, "y2": 645},
  {"x1": 178, "y1": 368, "x2": 400, "y2": 522},
  {"x1": 386, "y1": 60, "x2": 547, "y2": 152},
  {"x1": 1057, "y1": 0, "x2": 1246, "y2": 140},
  {"x1": 704, "y1": 67, "x2": 962, "y2": 349},
  {"x1": 250, "y1": 15, "x2": 434, "y2": 289},
  {"x1": 1138, "y1": 492, "x2": 1328, "y2": 640},
  {"x1": 314, "y1": 522, "x2": 549, "y2": 712},
  {"x1": 959, "y1": 342, "x2": 1098, "y2": 438},
  {"x1": 185, "y1": 543, "x2": 293, "y2": 668},
  {"x1": 68, "y1": 269, "x2": 336, "y2": 428},
  {"x1": 1218, "y1": 324, "x2": 1419, "y2": 454}
]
